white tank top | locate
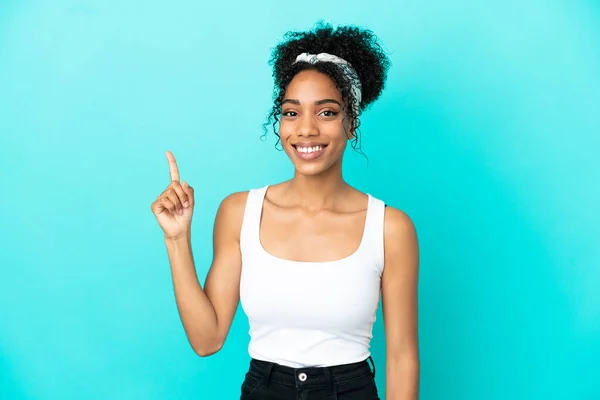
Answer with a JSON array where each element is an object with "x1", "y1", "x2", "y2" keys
[{"x1": 239, "y1": 185, "x2": 386, "y2": 368}]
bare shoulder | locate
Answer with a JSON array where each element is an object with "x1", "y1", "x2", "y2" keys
[
  {"x1": 383, "y1": 206, "x2": 419, "y2": 270},
  {"x1": 384, "y1": 206, "x2": 418, "y2": 241},
  {"x1": 219, "y1": 191, "x2": 249, "y2": 212},
  {"x1": 214, "y1": 191, "x2": 250, "y2": 240},
  {"x1": 382, "y1": 205, "x2": 419, "y2": 281}
]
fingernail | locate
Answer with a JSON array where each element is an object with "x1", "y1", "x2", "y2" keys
[
  {"x1": 184, "y1": 201, "x2": 189, "y2": 208},
  {"x1": 179, "y1": 209, "x2": 183, "y2": 215}
]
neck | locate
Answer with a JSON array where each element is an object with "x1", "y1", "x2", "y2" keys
[{"x1": 286, "y1": 164, "x2": 349, "y2": 211}]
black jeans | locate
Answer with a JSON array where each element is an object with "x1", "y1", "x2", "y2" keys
[{"x1": 240, "y1": 357, "x2": 380, "y2": 400}]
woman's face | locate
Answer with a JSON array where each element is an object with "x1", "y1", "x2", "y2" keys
[{"x1": 279, "y1": 69, "x2": 353, "y2": 176}]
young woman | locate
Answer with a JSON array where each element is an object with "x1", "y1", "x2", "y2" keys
[{"x1": 151, "y1": 23, "x2": 420, "y2": 400}]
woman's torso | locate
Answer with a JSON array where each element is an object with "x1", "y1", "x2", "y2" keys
[{"x1": 239, "y1": 184, "x2": 386, "y2": 368}]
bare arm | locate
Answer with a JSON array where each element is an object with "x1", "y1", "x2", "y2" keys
[
  {"x1": 381, "y1": 206, "x2": 420, "y2": 400},
  {"x1": 152, "y1": 151, "x2": 247, "y2": 357},
  {"x1": 166, "y1": 191, "x2": 247, "y2": 357}
]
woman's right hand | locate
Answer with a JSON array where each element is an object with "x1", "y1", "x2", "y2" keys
[{"x1": 151, "y1": 150, "x2": 195, "y2": 240}]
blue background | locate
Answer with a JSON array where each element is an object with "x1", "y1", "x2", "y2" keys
[{"x1": 1, "y1": 0, "x2": 599, "y2": 399}]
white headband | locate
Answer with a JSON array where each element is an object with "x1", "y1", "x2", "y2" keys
[{"x1": 293, "y1": 52, "x2": 362, "y2": 115}]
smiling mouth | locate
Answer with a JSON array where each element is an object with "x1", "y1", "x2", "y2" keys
[{"x1": 292, "y1": 144, "x2": 327, "y2": 160}]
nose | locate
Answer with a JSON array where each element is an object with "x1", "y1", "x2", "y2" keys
[{"x1": 297, "y1": 113, "x2": 319, "y2": 138}]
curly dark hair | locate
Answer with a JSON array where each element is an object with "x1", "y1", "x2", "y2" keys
[{"x1": 262, "y1": 21, "x2": 391, "y2": 153}]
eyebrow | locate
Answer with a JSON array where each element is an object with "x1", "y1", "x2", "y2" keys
[{"x1": 282, "y1": 98, "x2": 342, "y2": 106}]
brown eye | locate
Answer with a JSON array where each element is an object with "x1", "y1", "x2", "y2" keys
[{"x1": 320, "y1": 110, "x2": 338, "y2": 117}]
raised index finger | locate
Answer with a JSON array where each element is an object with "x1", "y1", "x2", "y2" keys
[{"x1": 165, "y1": 150, "x2": 180, "y2": 182}]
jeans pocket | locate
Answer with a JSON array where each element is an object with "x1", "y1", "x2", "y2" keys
[
  {"x1": 240, "y1": 375, "x2": 262, "y2": 400},
  {"x1": 336, "y1": 374, "x2": 380, "y2": 399}
]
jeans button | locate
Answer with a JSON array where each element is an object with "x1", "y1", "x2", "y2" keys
[{"x1": 298, "y1": 372, "x2": 307, "y2": 381}]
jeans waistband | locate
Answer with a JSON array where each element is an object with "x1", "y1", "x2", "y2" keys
[{"x1": 246, "y1": 356, "x2": 376, "y2": 389}]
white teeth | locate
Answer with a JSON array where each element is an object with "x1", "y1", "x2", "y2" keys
[{"x1": 297, "y1": 145, "x2": 323, "y2": 153}]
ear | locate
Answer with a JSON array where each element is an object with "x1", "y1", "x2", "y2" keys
[{"x1": 346, "y1": 117, "x2": 357, "y2": 140}]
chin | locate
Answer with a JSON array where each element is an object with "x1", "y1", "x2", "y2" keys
[
  {"x1": 294, "y1": 163, "x2": 328, "y2": 176},
  {"x1": 292, "y1": 157, "x2": 342, "y2": 177}
]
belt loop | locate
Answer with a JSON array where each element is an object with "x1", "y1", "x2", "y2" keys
[
  {"x1": 368, "y1": 356, "x2": 376, "y2": 378},
  {"x1": 324, "y1": 367, "x2": 338, "y2": 400},
  {"x1": 263, "y1": 363, "x2": 274, "y2": 388}
]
